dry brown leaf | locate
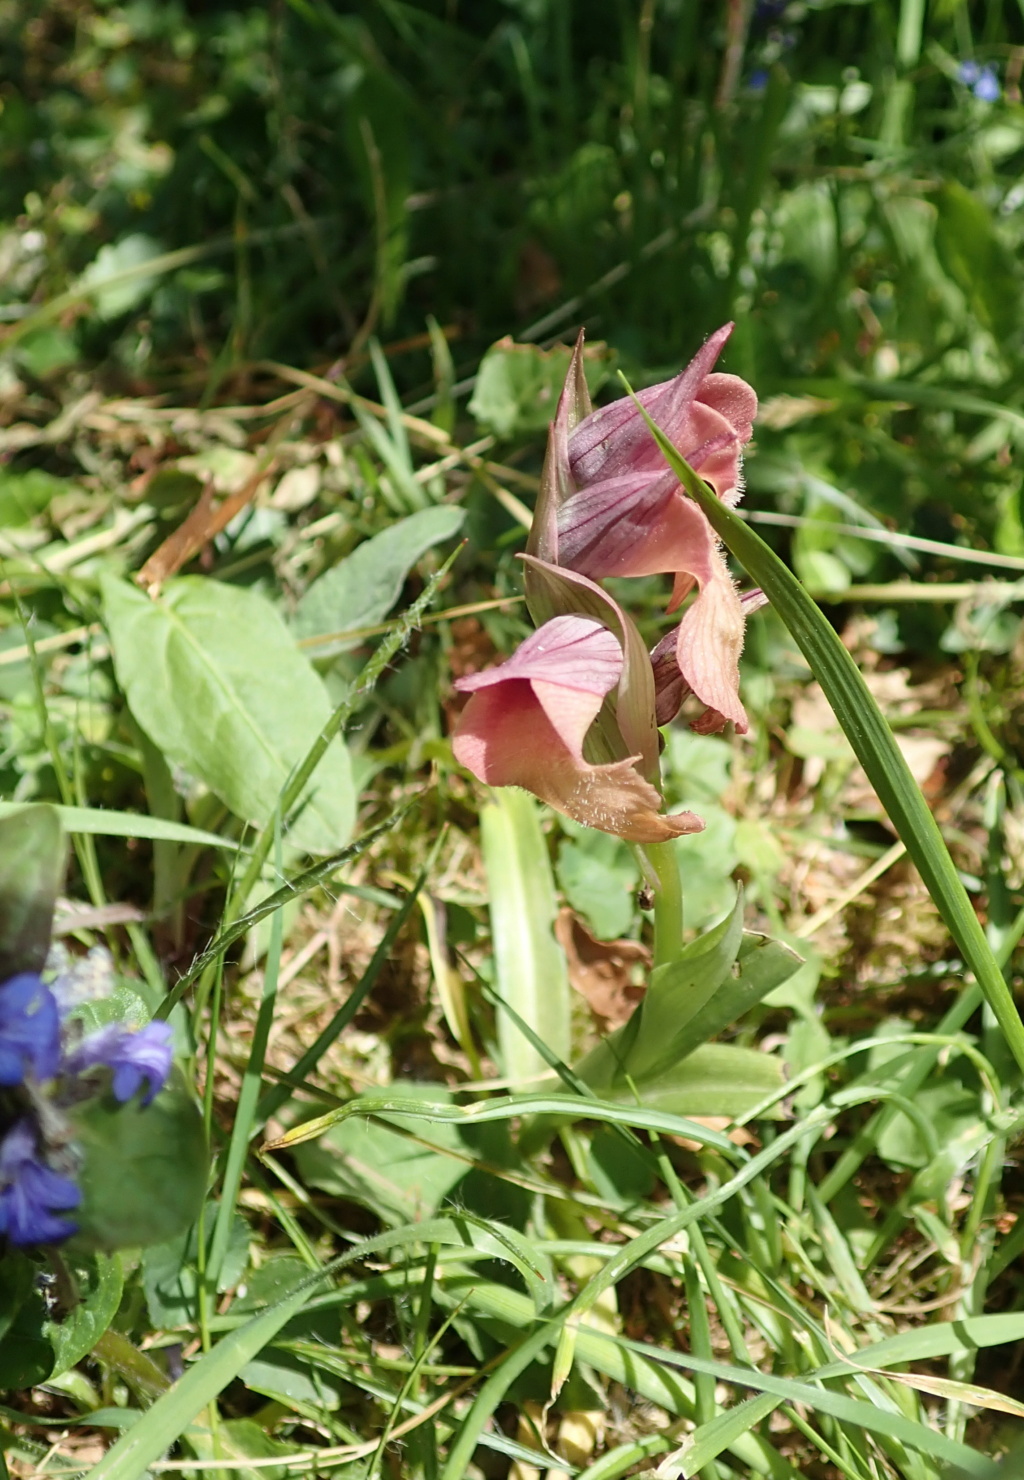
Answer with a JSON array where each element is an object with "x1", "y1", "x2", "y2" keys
[{"x1": 554, "y1": 908, "x2": 648, "y2": 1029}]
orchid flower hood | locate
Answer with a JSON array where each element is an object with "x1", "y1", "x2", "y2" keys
[{"x1": 530, "y1": 323, "x2": 758, "y2": 734}]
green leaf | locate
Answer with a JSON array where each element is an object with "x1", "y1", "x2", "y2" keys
[
  {"x1": 628, "y1": 893, "x2": 746, "y2": 1077},
  {"x1": 935, "y1": 180, "x2": 1021, "y2": 333},
  {"x1": 0, "y1": 1251, "x2": 39, "y2": 1344},
  {"x1": 195, "y1": 1418, "x2": 295, "y2": 1480},
  {"x1": 69, "y1": 1072, "x2": 208, "y2": 1253},
  {"x1": 575, "y1": 900, "x2": 799, "y2": 1097},
  {"x1": 0, "y1": 469, "x2": 70, "y2": 526},
  {"x1": 0, "y1": 804, "x2": 66, "y2": 980},
  {"x1": 293, "y1": 1084, "x2": 468, "y2": 1225},
  {"x1": 469, "y1": 337, "x2": 613, "y2": 438},
  {"x1": 634, "y1": 402, "x2": 1024, "y2": 1079},
  {"x1": 142, "y1": 1205, "x2": 250, "y2": 1327},
  {"x1": 480, "y1": 789, "x2": 570, "y2": 1086},
  {"x1": 277, "y1": 1092, "x2": 743, "y2": 1159},
  {"x1": 102, "y1": 574, "x2": 355, "y2": 854},
  {"x1": 77, "y1": 233, "x2": 163, "y2": 320},
  {"x1": 46, "y1": 1254, "x2": 124, "y2": 1378},
  {"x1": 555, "y1": 829, "x2": 637, "y2": 941},
  {"x1": 293, "y1": 505, "x2": 465, "y2": 654},
  {"x1": 0, "y1": 1259, "x2": 52, "y2": 1390},
  {"x1": 0, "y1": 801, "x2": 238, "y2": 850},
  {"x1": 668, "y1": 931, "x2": 803, "y2": 1061},
  {"x1": 611, "y1": 1042, "x2": 786, "y2": 1118}
]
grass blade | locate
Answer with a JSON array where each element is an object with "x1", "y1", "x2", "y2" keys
[{"x1": 632, "y1": 400, "x2": 1024, "y2": 1078}]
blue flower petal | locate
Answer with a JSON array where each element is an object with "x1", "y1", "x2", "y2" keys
[{"x1": 0, "y1": 973, "x2": 62, "y2": 1087}]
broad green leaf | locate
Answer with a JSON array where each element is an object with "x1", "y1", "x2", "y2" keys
[
  {"x1": 574, "y1": 893, "x2": 744, "y2": 1092},
  {"x1": 469, "y1": 336, "x2": 613, "y2": 438},
  {"x1": 69, "y1": 1072, "x2": 208, "y2": 1253},
  {"x1": 193, "y1": 1418, "x2": 294, "y2": 1480},
  {"x1": 0, "y1": 801, "x2": 237, "y2": 850},
  {"x1": 293, "y1": 1084, "x2": 468, "y2": 1225},
  {"x1": 481, "y1": 789, "x2": 570, "y2": 1086},
  {"x1": 612, "y1": 1042, "x2": 785, "y2": 1118},
  {"x1": 102, "y1": 574, "x2": 355, "y2": 854},
  {"x1": 574, "y1": 908, "x2": 798, "y2": 1100},
  {"x1": 142, "y1": 1206, "x2": 250, "y2": 1327},
  {"x1": 0, "y1": 1252, "x2": 39, "y2": 1344},
  {"x1": 46, "y1": 1254, "x2": 124, "y2": 1378},
  {"x1": 0, "y1": 804, "x2": 65, "y2": 980},
  {"x1": 935, "y1": 180, "x2": 1021, "y2": 333},
  {"x1": 293, "y1": 505, "x2": 466, "y2": 653},
  {"x1": 635, "y1": 406, "x2": 1024, "y2": 1078},
  {"x1": 630, "y1": 893, "x2": 745, "y2": 1076},
  {"x1": 555, "y1": 828, "x2": 637, "y2": 940}
]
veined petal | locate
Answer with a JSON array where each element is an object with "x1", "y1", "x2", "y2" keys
[
  {"x1": 556, "y1": 471, "x2": 676, "y2": 575},
  {"x1": 455, "y1": 615, "x2": 622, "y2": 708},
  {"x1": 568, "y1": 323, "x2": 736, "y2": 485},
  {"x1": 520, "y1": 557, "x2": 660, "y2": 777}
]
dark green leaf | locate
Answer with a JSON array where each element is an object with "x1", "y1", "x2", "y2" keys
[{"x1": 46, "y1": 1253, "x2": 124, "y2": 1377}]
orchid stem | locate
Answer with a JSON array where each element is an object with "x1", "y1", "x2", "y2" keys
[{"x1": 646, "y1": 839, "x2": 683, "y2": 968}]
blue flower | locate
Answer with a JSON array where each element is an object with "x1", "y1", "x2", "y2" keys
[
  {"x1": 974, "y1": 66, "x2": 1000, "y2": 102},
  {"x1": 748, "y1": 69, "x2": 770, "y2": 93},
  {"x1": 0, "y1": 1120, "x2": 79, "y2": 1246},
  {"x1": 0, "y1": 973, "x2": 61, "y2": 1087},
  {"x1": 958, "y1": 60, "x2": 1000, "y2": 100},
  {"x1": 66, "y1": 1021, "x2": 174, "y2": 1107}
]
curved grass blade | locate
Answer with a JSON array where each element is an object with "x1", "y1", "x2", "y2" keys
[
  {"x1": 264, "y1": 1091, "x2": 745, "y2": 1160},
  {"x1": 631, "y1": 395, "x2": 1024, "y2": 1079}
]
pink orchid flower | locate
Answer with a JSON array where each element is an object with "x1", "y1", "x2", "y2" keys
[
  {"x1": 452, "y1": 615, "x2": 702, "y2": 844},
  {"x1": 531, "y1": 324, "x2": 758, "y2": 734}
]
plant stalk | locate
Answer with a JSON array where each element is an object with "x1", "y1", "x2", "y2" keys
[{"x1": 646, "y1": 839, "x2": 683, "y2": 968}]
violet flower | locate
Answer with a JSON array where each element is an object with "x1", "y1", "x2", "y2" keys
[
  {"x1": 0, "y1": 973, "x2": 61, "y2": 1087},
  {"x1": 531, "y1": 325, "x2": 759, "y2": 735},
  {"x1": 452, "y1": 615, "x2": 701, "y2": 843},
  {"x1": 65, "y1": 1020, "x2": 174, "y2": 1107},
  {"x1": 0, "y1": 1119, "x2": 80, "y2": 1246}
]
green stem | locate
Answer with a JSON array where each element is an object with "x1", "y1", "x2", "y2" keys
[{"x1": 646, "y1": 839, "x2": 683, "y2": 968}]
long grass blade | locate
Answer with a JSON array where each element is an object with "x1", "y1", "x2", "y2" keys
[{"x1": 632, "y1": 399, "x2": 1024, "y2": 1078}]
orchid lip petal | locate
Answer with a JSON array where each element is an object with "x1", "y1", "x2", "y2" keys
[{"x1": 452, "y1": 616, "x2": 694, "y2": 840}]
